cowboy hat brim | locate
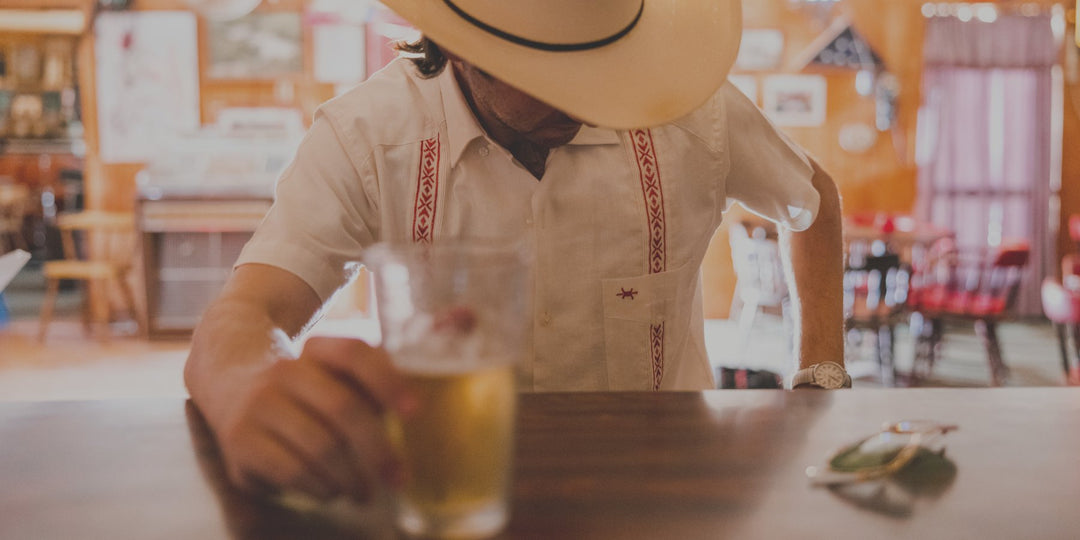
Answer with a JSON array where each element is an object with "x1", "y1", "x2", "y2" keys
[{"x1": 380, "y1": 0, "x2": 743, "y2": 129}]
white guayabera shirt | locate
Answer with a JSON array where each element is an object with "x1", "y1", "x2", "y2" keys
[{"x1": 237, "y1": 58, "x2": 819, "y2": 392}]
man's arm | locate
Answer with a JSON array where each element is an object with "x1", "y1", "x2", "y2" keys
[
  {"x1": 185, "y1": 264, "x2": 413, "y2": 500},
  {"x1": 185, "y1": 264, "x2": 320, "y2": 419},
  {"x1": 779, "y1": 158, "x2": 845, "y2": 370}
]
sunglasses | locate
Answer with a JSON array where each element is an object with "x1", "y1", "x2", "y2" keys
[{"x1": 806, "y1": 420, "x2": 958, "y2": 486}]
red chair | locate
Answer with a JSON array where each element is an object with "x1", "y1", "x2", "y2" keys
[
  {"x1": 1040, "y1": 278, "x2": 1080, "y2": 386},
  {"x1": 908, "y1": 241, "x2": 1031, "y2": 386}
]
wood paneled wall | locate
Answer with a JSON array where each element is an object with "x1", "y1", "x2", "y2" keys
[
  {"x1": 76, "y1": 0, "x2": 336, "y2": 212},
  {"x1": 702, "y1": 0, "x2": 1078, "y2": 318},
  {"x1": 65, "y1": 1, "x2": 1078, "y2": 317}
]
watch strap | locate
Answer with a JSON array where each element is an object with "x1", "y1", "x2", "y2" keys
[{"x1": 790, "y1": 362, "x2": 851, "y2": 389}]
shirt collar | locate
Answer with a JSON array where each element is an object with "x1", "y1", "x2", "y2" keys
[
  {"x1": 568, "y1": 125, "x2": 622, "y2": 145},
  {"x1": 438, "y1": 65, "x2": 622, "y2": 168},
  {"x1": 439, "y1": 65, "x2": 488, "y2": 169}
]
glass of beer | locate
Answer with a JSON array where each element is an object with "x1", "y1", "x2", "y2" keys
[{"x1": 364, "y1": 239, "x2": 531, "y2": 539}]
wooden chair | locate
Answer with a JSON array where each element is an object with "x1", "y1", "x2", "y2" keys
[
  {"x1": 844, "y1": 247, "x2": 910, "y2": 387},
  {"x1": 38, "y1": 211, "x2": 139, "y2": 342},
  {"x1": 908, "y1": 241, "x2": 1030, "y2": 386},
  {"x1": 0, "y1": 184, "x2": 30, "y2": 253}
]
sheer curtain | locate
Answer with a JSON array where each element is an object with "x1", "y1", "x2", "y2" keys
[{"x1": 916, "y1": 13, "x2": 1059, "y2": 316}]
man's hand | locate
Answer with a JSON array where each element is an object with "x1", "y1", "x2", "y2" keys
[
  {"x1": 214, "y1": 337, "x2": 416, "y2": 502},
  {"x1": 186, "y1": 265, "x2": 417, "y2": 502}
]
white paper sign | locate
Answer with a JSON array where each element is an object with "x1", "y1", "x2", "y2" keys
[
  {"x1": 95, "y1": 12, "x2": 200, "y2": 163},
  {"x1": 314, "y1": 23, "x2": 366, "y2": 84}
]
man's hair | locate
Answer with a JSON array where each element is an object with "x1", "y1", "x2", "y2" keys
[{"x1": 395, "y1": 35, "x2": 447, "y2": 78}]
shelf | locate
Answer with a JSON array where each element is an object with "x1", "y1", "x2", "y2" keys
[{"x1": 1, "y1": 138, "x2": 81, "y2": 155}]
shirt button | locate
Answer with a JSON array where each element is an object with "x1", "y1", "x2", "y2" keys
[
  {"x1": 540, "y1": 312, "x2": 552, "y2": 326},
  {"x1": 525, "y1": 217, "x2": 534, "y2": 226},
  {"x1": 478, "y1": 144, "x2": 490, "y2": 157}
]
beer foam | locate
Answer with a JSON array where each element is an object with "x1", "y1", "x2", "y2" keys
[{"x1": 392, "y1": 352, "x2": 515, "y2": 376}]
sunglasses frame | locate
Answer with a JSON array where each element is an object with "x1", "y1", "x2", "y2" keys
[{"x1": 806, "y1": 420, "x2": 958, "y2": 486}]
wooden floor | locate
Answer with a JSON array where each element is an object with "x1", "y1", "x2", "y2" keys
[
  {"x1": 5, "y1": 249, "x2": 1074, "y2": 399},
  {"x1": 1, "y1": 258, "x2": 1071, "y2": 399},
  {"x1": 0, "y1": 308, "x2": 1069, "y2": 402},
  {"x1": 0, "y1": 263, "x2": 386, "y2": 401},
  {"x1": 722, "y1": 313, "x2": 1070, "y2": 388},
  {"x1": 0, "y1": 312, "x2": 392, "y2": 401},
  {"x1": 0, "y1": 318, "x2": 190, "y2": 401}
]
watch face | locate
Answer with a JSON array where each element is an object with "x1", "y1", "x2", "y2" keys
[{"x1": 814, "y1": 363, "x2": 848, "y2": 389}]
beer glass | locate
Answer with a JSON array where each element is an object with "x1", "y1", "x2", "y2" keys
[{"x1": 364, "y1": 240, "x2": 530, "y2": 538}]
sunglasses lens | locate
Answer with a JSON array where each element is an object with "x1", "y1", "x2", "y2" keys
[{"x1": 829, "y1": 432, "x2": 915, "y2": 472}]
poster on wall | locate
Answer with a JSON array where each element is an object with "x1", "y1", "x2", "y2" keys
[
  {"x1": 762, "y1": 75, "x2": 827, "y2": 127},
  {"x1": 95, "y1": 11, "x2": 200, "y2": 164},
  {"x1": 207, "y1": 13, "x2": 303, "y2": 79}
]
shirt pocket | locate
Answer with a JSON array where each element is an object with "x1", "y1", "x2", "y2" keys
[{"x1": 600, "y1": 262, "x2": 692, "y2": 391}]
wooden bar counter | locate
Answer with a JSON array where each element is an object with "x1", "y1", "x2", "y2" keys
[{"x1": 1, "y1": 389, "x2": 1078, "y2": 539}]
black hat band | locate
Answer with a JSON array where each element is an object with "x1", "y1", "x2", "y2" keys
[{"x1": 441, "y1": 0, "x2": 644, "y2": 52}]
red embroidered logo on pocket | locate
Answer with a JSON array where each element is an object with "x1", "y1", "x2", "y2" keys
[{"x1": 617, "y1": 288, "x2": 638, "y2": 300}]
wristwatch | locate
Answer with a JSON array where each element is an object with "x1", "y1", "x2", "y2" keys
[{"x1": 791, "y1": 362, "x2": 852, "y2": 389}]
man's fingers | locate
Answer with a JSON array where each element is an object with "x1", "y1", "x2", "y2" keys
[
  {"x1": 217, "y1": 337, "x2": 413, "y2": 502},
  {"x1": 252, "y1": 391, "x2": 365, "y2": 500},
  {"x1": 300, "y1": 337, "x2": 417, "y2": 416},
  {"x1": 274, "y1": 361, "x2": 401, "y2": 492},
  {"x1": 228, "y1": 432, "x2": 338, "y2": 501}
]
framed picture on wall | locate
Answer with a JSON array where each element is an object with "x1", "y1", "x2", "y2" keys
[
  {"x1": 207, "y1": 13, "x2": 303, "y2": 79},
  {"x1": 735, "y1": 29, "x2": 785, "y2": 71},
  {"x1": 762, "y1": 75, "x2": 827, "y2": 127}
]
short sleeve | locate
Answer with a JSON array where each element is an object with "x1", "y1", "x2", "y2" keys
[
  {"x1": 235, "y1": 113, "x2": 379, "y2": 302},
  {"x1": 722, "y1": 83, "x2": 820, "y2": 231}
]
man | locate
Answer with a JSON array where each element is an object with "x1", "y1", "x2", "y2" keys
[{"x1": 185, "y1": 0, "x2": 846, "y2": 502}]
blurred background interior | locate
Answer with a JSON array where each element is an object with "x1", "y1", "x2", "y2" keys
[{"x1": 1, "y1": 0, "x2": 1079, "y2": 399}]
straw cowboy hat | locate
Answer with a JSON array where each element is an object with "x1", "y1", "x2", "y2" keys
[{"x1": 380, "y1": 0, "x2": 743, "y2": 129}]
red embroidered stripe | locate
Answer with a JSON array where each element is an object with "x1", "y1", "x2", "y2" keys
[
  {"x1": 631, "y1": 128, "x2": 667, "y2": 390},
  {"x1": 412, "y1": 136, "x2": 441, "y2": 244},
  {"x1": 650, "y1": 322, "x2": 665, "y2": 390},
  {"x1": 631, "y1": 129, "x2": 667, "y2": 274}
]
